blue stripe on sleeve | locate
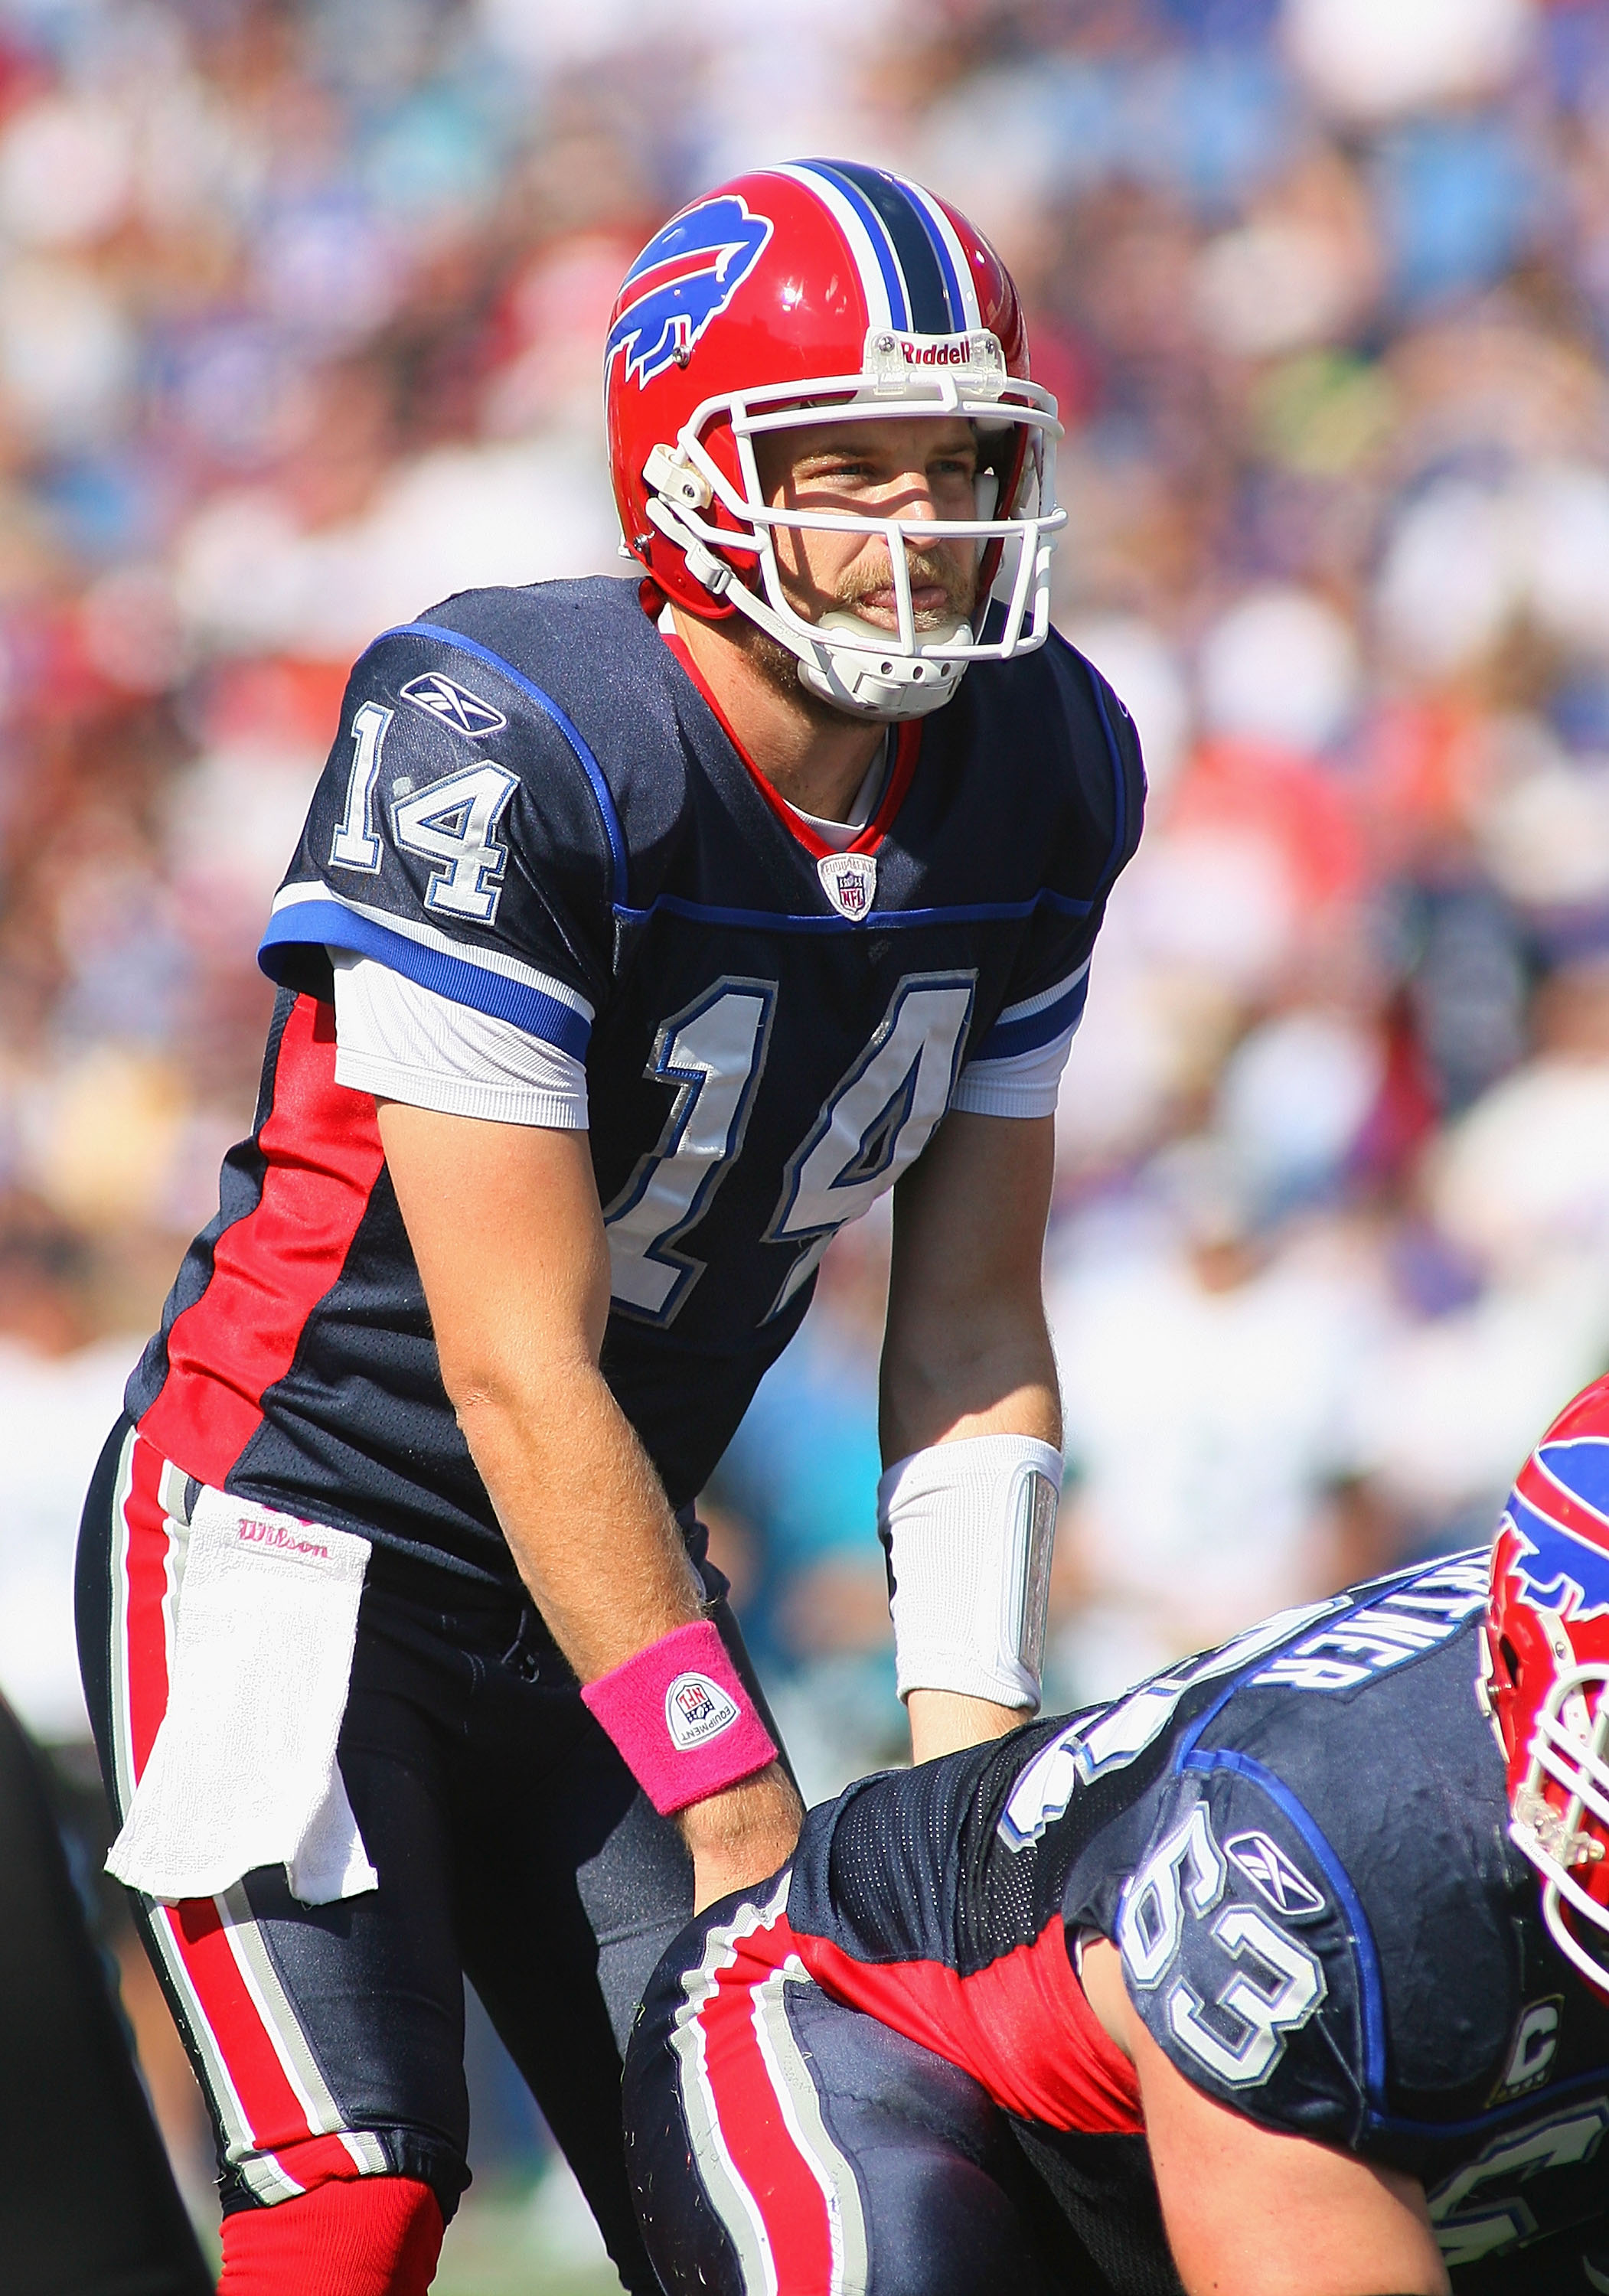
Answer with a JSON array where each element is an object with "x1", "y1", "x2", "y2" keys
[
  {"x1": 362, "y1": 620, "x2": 628, "y2": 908},
  {"x1": 970, "y1": 969, "x2": 1090, "y2": 1062},
  {"x1": 259, "y1": 901, "x2": 592, "y2": 1059}
]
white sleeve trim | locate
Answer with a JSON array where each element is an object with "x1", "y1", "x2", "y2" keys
[
  {"x1": 951, "y1": 1019, "x2": 1079, "y2": 1119},
  {"x1": 330, "y1": 951, "x2": 588, "y2": 1129}
]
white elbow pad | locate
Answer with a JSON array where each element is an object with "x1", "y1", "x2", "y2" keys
[{"x1": 877, "y1": 1434, "x2": 1062, "y2": 1713}]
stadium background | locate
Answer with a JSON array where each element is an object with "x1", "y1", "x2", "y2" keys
[{"x1": 1, "y1": 0, "x2": 1606, "y2": 2283}]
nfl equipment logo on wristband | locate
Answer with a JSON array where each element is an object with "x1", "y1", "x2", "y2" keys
[
  {"x1": 579, "y1": 1618, "x2": 778, "y2": 1815},
  {"x1": 666, "y1": 1673, "x2": 740, "y2": 1750}
]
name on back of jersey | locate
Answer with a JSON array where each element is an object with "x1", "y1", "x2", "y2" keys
[{"x1": 1249, "y1": 1557, "x2": 1488, "y2": 1694}]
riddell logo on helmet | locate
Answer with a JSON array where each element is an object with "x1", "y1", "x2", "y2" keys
[{"x1": 864, "y1": 329, "x2": 1007, "y2": 395}]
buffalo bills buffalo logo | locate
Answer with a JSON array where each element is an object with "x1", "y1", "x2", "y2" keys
[
  {"x1": 1501, "y1": 1437, "x2": 1609, "y2": 1623},
  {"x1": 605, "y1": 194, "x2": 773, "y2": 389}
]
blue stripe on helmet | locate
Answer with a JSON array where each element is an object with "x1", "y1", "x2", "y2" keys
[
  {"x1": 795, "y1": 160, "x2": 909, "y2": 329},
  {"x1": 817, "y1": 160, "x2": 958, "y2": 334},
  {"x1": 896, "y1": 178, "x2": 970, "y2": 328}
]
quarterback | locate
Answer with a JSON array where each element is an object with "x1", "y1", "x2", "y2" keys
[
  {"x1": 73, "y1": 161, "x2": 1141, "y2": 2294},
  {"x1": 628, "y1": 1375, "x2": 1609, "y2": 2296}
]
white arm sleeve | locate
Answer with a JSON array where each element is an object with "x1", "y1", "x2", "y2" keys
[
  {"x1": 878, "y1": 1433, "x2": 1064, "y2": 1711},
  {"x1": 329, "y1": 951, "x2": 589, "y2": 1128},
  {"x1": 950, "y1": 1023, "x2": 1080, "y2": 1118},
  {"x1": 951, "y1": 960, "x2": 1090, "y2": 1119}
]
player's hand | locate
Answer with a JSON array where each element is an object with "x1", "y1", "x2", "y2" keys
[{"x1": 679, "y1": 1763, "x2": 804, "y2": 1913}]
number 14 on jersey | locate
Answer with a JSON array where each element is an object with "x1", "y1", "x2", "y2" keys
[{"x1": 605, "y1": 970, "x2": 976, "y2": 1324}]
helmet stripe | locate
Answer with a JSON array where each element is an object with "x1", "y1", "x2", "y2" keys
[
  {"x1": 901, "y1": 182, "x2": 981, "y2": 332},
  {"x1": 806, "y1": 159, "x2": 955, "y2": 334},
  {"x1": 772, "y1": 161, "x2": 903, "y2": 330}
]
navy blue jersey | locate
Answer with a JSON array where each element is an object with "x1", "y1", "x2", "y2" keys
[
  {"x1": 775, "y1": 1551, "x2": 1609, "y2": 2282},
  {"x1": 126, "y1": 576, "x2": 1141, "y2": 1590}
]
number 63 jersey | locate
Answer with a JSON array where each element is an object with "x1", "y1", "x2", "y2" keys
[
  {"x1": 125, "y1": 576, "x2": 1141, "y2": 1589},
  {"x1": 765, "y1": 1552, "x2": 1609, "y2": 2290}
]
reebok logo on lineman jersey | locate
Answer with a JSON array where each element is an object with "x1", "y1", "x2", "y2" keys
[
  {"x1": 400, "y1": 670, "x2": 508, "y2": 738},
  {"x1": 1226, "y1": 1831, "x2": 1325, "y2": 1918},
  {"x1": 666, "y1": 1672, "x2": 739, "y2": 1750}
]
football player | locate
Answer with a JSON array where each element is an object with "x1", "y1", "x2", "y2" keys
[
  {"x1": 0, "y1": 1691, "x2": 212, "y2": 2294},
  {"x1": 73, "y1": 162, "x2": 1142, "y2": 2294},
  {"x1": 627, "y1": 1373, "x2": 1609, "y2": 2296}
]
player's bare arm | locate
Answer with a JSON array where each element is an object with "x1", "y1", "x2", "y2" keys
[
  {"x1": 377, "y1": 1100, "x2": 801, "y2": 1911},
  {"x1": 882, "y1": 1108, "x2": 1061, "y2": 1762},
  {"x1": 1080, "y1": 1936, "x2": 1449, "y2": 2296}
]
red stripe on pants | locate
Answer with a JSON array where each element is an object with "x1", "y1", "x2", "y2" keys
[
  {"x1": 120, "y1": 1432, "x2": 175, "y2": 1784},
  {"x1": 695, "y1": 1936, "x2": 837, "y2": 2294}
]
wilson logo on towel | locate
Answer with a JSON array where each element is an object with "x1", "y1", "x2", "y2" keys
[{"x1": 236, "y1": 1519, "x2": 331, "y2": 1561}]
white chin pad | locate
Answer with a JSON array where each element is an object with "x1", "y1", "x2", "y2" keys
[
  {"x1": 878, "y1": 1433, "x2": 1062, "y2": 1711},
  {"x1": 798, "y1": 612, "x2": 973, "y2": 722}
]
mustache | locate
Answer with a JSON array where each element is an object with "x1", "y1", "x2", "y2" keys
[{"x1": 836, "y1": 548, "x2": 977, "y2": 621}]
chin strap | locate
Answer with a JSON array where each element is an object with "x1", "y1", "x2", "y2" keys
[
  {"x1": 798, "y1": 611, "x2": 972, "y2": 719},
  {"x1": 644, "y1": 491, "x2": 972, "y2": 722}
]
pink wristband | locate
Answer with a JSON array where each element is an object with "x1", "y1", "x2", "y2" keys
[{"x1": 579, "y1": 1619, "x2": 778, "y2": 1816}]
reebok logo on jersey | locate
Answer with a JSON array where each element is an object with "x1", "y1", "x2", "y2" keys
[
  {"x1": 1226, "y1": 1830, "x2": 1325, "y2": 1918},
  {"x1": 818, "y1": 851, "x2": 876, "y2": 920},
  {"x1": 665, "y1": 1672, "x2": 739, "y2": 1751},
  {"x1": 400, "y1": 670, "x2": 508, "y2": 739}
]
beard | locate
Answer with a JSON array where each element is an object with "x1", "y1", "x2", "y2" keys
[{"x1": 736, "y1": 544, "x2": 979, "y2": 719}]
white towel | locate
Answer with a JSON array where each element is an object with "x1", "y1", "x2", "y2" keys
[{"x1": 106, "y1": 1488, "x2": 377, "y2": 1906}]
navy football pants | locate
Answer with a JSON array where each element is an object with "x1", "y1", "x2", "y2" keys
[
  {"x1": 77, "y1": 1419, "x2": 778, "y2": 2294},
  {"x1": 628, "y1": 1883, "x2": 1609, "y2": 2296},
  {"x1": 624, "y1": 1877, "x2": 1154, "y2": 2296}
]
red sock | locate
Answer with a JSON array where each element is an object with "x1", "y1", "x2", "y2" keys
[{"x1": 219, "y1": 2177, "x2": 445, "y2": 2296}]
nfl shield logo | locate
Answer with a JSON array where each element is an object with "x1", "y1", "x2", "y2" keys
[
  {"x1": 818, "y1": 851, "x2": 876, "y2": 921},
  {"x1": 664, "y1": 1671, "x2": 740, "y2": 1750},
  {"x1": 676, "y1": 1681, "x2": 716, "y2": 1727}
]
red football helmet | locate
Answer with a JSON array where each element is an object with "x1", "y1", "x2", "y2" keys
[
  {"x1": 1484, "y1": 1373, "x2": 1609, "y2": 1993},
  {"x1": 603, "y1": 158, "x2": 1064, "y2": 722}
]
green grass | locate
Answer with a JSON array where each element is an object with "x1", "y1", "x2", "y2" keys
[{"x1": 431, "y1": 2172, "x2": 624, "y2": 2296}]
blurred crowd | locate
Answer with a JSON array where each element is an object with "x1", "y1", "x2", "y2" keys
[
  {"x1": 4, "y1": 0, "x2": 1609, "y2": 2242},
  {"x1": 2, "y1": 0, "x2": 1609, "y2": 1957}
]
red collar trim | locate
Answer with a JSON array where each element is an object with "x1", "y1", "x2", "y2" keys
[{"x1": 658, "y1": 625, "x2": 919, "y2": 861}]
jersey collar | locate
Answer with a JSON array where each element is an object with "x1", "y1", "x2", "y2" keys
[{"x1": 651, "y1": 603, "x2": 920, "y2": 863}]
